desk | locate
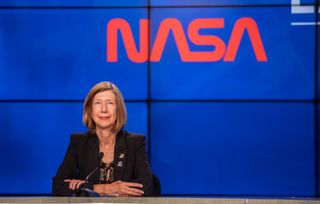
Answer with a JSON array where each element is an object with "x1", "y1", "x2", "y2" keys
[{"x1": 0, "y1": 197, "x2": 319, "y2": 204}]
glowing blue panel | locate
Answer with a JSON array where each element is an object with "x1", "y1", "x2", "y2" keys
[
  {"x1": 151, "y1": 102, "x2": 315, "y2": 196},
  {"x1": 0, "y1": 102, "x2": 147, "y2": 194},
  {"x1": 0, "y1": 9, "x2": 148, "y2": 100},
  {"x1": 150, "y1": 7, "x2": 315, "y2": 100},
  {"x1": 0, "y1": 0, "x2": 147, "y2": 7},
  {"x1": 151, "y1": 0, "x2": 315, "y2": 6}
]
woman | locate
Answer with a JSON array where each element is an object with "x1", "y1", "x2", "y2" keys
[{"x1": 52, "y1": 82, "x2": 153, "y2": 196}]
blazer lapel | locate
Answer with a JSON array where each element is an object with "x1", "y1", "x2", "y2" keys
[
  {"x1": 113, "y1": 131, "x2": 128, "y2": 181},
  {"x1": 87, "y1": 133, "x2": 100, "y2": 182}
]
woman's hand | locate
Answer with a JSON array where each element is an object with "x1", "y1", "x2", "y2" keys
[
  {"x1": 94, "y1": 181, "x2": 144, "y2": 196},
  {"x1": 64, "y1": 179, "x2": 85, "y2": 190},
  {"x1": 111, "y1": 180, "x2": 144, "y2": 196}
]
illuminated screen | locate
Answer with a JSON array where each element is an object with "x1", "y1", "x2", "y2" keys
[
  {"x1": 150, "y1": 7, "x2": 315, "y2": 100},
  {"x1": 0, "y1": 0, "x2": 147, "y2": 7},
  {"x1": 151, "y1": 102, "x2": 314, "y2": 195},
  {"x1": 0, "y1": 9, "x2": 148, "y2": 100},
  {"x1": 0, "y1": 0, "x2": 318, "y2": 197},
  {"x1": 150, "y1": 0, "x2": 315, "y2": 6}
]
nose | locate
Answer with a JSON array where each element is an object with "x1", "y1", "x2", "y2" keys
[{"x1": 101, "y1": 102, "x2": 108, "y2": 113}]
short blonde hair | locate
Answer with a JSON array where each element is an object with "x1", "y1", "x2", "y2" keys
[{"x1": 83, "y1": 81, "x2": 127, "y2": 133}]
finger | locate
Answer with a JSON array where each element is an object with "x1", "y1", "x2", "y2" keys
[
  {"x1": 122, "y1": 188, "x2": 143, "y2": 196},
  {"x1": 68, "y1": 180, "x2": 74, "y2": 189},
  {"x1": 128, "y1": 187, "x2": 144, "y2": 195},
  {"x1": 73, "y1": 180, "x2": 82, "y2": 190},
  {"x1": 76, "y1": 181, "x2": 84, "y2": 189},
  {"x1": 71, "y1": 180, "x2": 79, "y2": 190},
  {"x1": 123, "y1": 182, "x2": 143, "y2": 188},
  {"x1": 64, "y1": 179, "x2": 71, "y2": 182},
  {"x1": 124, "y1": 186, "x2": 144, "y2": 195},
  {"x1": 127, "y1": 190, "x2": 143, "y2": 196},
  {"x1": 120, "y1": 189, "x2": 138, "y2": 196},
  {"x1": 70, "y1": 180, "x2": 76, "y2": 190}
]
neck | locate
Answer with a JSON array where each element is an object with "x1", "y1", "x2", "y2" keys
[{"x1": 96, "y1": 128, "x2": 116, "y2": 147}]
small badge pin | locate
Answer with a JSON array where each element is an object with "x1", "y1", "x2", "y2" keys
[
  {"x1": 119, "y1": 153, "x2": 125, "y2": 159},
  {"x1": 117, "y1": 161, "x2": 123, "y2": 167}
]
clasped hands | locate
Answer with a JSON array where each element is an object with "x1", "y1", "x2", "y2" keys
[{"x1": 64, "y1": 179, "x2": 144, "y2": 196}]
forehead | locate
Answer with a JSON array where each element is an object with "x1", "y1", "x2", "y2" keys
[{"x1": 93, "y1": 90, "x2": 116, "y2": 101}]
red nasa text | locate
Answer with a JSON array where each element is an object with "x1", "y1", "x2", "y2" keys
[{"x1": 107, "y1": 17, "x2": 267, "y2": 63}]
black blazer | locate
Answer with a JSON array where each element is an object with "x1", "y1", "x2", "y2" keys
[{"x1": 52, "y1": 130, "x2": 153, "y2": 196}]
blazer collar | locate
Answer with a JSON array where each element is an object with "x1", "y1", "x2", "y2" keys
[{"x1": 113, "y1": 130, "x2": 128, "y2": 181}]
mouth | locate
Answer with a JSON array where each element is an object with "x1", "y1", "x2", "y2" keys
[{"x1": 98, "y1": 116, "x2": 110, "y2": 120}]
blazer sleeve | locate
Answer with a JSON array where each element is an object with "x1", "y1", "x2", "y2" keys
[
  {"x1": 52, "y1": 135, "x2": 81, "y2": 196},
  {"x1": 130, "y1": 135, "x2": 154, "y2": 196}
]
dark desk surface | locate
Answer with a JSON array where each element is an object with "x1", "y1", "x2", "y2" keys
[{"x1": 0, "y1": 197, "x2": 319, "y2": 204}]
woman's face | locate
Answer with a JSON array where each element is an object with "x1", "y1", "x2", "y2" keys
[{"x1": 91, "y1": 90, "x2": 117, "y2": 131}]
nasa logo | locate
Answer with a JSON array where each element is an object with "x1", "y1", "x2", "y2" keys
[{"x1": 106, "y1": 17, "x2": 267, "y2": 63}]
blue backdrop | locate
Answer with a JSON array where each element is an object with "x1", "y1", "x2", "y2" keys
[{"x1": 0, "y1": 0, "x2": 318, "y2": 196}]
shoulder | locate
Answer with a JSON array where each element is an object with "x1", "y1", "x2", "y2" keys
[
  {"x1": 120, "y1": 130, "x2": 146, "y2": 145},
  {"x1": 69, "y1": 132, "x2": 96, "y2": 145},
  {"x1": 70, "y1": 132, "x2": 87, "y2": 140}
]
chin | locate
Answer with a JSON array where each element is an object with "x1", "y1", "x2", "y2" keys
[{"x1": 96, "y1": 122, "x2": 114, "y2": 130}]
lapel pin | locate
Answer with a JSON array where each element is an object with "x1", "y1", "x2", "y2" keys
[
  {"x1": 119, "y1": 153, "x2": 125, "y2": 159},
  {"x1": 117, "y1": 161, "x2": 123, "y2": 167}
]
